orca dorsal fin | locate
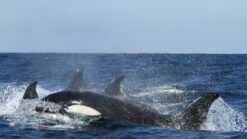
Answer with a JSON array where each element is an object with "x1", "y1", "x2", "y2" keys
[
  {"x1": 68, "y1": 68, "x2": 84, "y2": 91},
  {"x1": 105, "y1": 76, "x2": 125, "y2": 96},
  {"x1": 174, "y1": 92, "x2": 219, "y2": 129},
  {"x1": 23, "y1": 81, "x2": 39, "y2": 99}
]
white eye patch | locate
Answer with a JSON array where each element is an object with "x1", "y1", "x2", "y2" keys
[{"x1": 64, "y1": 105, "x2": 101, "y2": 116}]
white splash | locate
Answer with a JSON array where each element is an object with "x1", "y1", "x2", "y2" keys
[
  {"x1": 0, "y1": 83, "x2": 59, "y2": 116},
  {"x1": 0, "y1": 83, "x2": 26, "y2": 115},
  {"x1": 129, "y1": 85, "x2": 188, "y2": 114},
  {"x1": 132, "y1": 85, "x2": 184, "y2": 97},
  {"x1": 0, "y1": 83, "x2": 92, "y2": 130},
  {"x1": 201, "y1": 97, "x2": 247, "y2": 132}
]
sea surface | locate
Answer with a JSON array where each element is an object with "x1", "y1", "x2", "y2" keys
[{"x1": 0, "y1": 53, "x2": 246, "y2": 139}]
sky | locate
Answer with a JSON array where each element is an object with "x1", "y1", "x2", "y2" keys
[{"x1": 0, "y1": 0, "x2": 247, "y2": 53}]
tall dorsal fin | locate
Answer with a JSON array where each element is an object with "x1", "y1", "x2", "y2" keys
[
  {"x1": 174, "y1": 92, "x2": 219, "y2": 129},
  {"x1": 23, "y1": 81, "x2": 39, "y2": 99},
  {"x1": 105, "y1": 76, "x2": 125, "y2": 96},
  {"x1": 68, "y1": 68, "x2": 84, "y2": 91}
]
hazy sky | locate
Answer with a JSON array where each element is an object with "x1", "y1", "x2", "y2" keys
[{"x1": 0, "y1": 0, "x2": 247, "y2": 53}]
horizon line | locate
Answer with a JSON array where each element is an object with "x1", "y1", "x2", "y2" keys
[{"x1": 0, "y1": 52, "x2": 247, "y2": 55}]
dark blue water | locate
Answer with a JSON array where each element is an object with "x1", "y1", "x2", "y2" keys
[{"x1": 0, "y1": 53, "x2": 246, "y2": 138}]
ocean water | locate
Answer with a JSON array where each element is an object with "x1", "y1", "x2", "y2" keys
[{"x1": 0, "y1": 53, "x2": 246, "y2": 139}]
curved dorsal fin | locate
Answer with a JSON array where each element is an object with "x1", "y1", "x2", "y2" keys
[
  {"x1": 23, "y1": 81, "x2": 39, "y2": 99},
  {"x1": 68, "y1": 68, "x2": 84, "y2": 91},
  {"x1": 174, "y1": 92, "x2": 219, "y2": 129},
  {"x1": 105, "y1": 76, "x2": 125, "y2": 96}
]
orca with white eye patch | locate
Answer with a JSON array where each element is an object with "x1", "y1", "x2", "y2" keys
[{"x1": 23, "y1": 81, "x2": 220, "y2": 130}]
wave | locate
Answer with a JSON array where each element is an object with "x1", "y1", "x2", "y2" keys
[{"x1": 201, "y1": 97, "x2": 247, "y2": 132}]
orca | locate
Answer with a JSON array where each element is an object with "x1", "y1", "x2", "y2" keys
[
  {"x1": 67, "y1": 68, "x2": 105, "y2": 92},
  {"x1": 23, "y1": 81, "x2": 39, "y2": 99},
  {"x1": 67, "y1": 68, "x2": 85, "y2": 91},
  {"x1": 67, "y1": 68, "x2": 125, "y2": 97},
  {"x1": 23, "y1": 81, "x2": 219, "y2": 130},
  {"x1": 66, "y1": 69, "x2": 158, "y2": 111}
]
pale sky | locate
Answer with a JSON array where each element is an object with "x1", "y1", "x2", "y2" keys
[{"x1": 0, "y1": 0, "x2": 247, "y2": 53}]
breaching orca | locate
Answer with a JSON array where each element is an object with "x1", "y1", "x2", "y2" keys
[{"x1": 23, "y1": 81, "x2": 219, "y2": 129}]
